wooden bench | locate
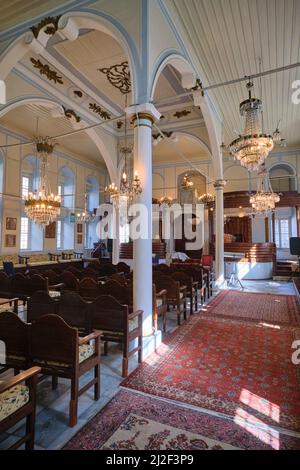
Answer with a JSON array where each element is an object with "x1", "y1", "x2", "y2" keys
[{"x1": 0, "y1": 312, "x2": 101, "y2": 427}]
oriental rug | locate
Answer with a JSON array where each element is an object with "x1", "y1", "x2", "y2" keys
[
  {"x1": 122, "y1": 313, "x2": 300, "y2": 432},
  {"x1": 201, "y1": 290, "x2": 300, "y2": 326},
  {"x1": 64, "y1": 390, "x2": 300, "y2": 450}
]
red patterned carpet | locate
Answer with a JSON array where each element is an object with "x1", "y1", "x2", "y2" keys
[
  {"x1": 201, "y1": 290, "x2": 300, "y2": 326},
  {"x1": 64, "y1": 390, "x2": 300, "y2": 450},
  {"x1": 122, "y1": 313, "x2": 300, "y2": 432}
]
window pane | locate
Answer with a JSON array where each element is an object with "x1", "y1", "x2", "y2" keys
[
  {"x1": 22, "y1": 176, "x2": 29, "y2": 198},
  {"x1": 20, "y1": 217, "x2": 28, "y2": 250}
]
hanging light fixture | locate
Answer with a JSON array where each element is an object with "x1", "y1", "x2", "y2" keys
[
  {"x1": 159, "y1": 196, "x2": 173, "y2": 207},
  {"x1": 180, "y1": 173, "x2": 194, "y2": 190},
  {"x1": 104, "y1": 93, "x2": 142, "y2": 204},
  {"x1": 76, "y1": 193, "x2": 96, "y2": 223},
  {"x1": 24, "y1": 136, "x2": 61, "y2": 226},
  {"x1": 229, "y1": 81, "x2": 274, "y2": 171},
  {"x1": 249, "y1": 167, "x2": 280, "y2": 214}
]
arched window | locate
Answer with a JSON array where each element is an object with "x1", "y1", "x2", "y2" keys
[
  {"x1": 57, "y1": 167, "x2": 75, "y2": 250},
  {"x1": 85, "y1": 176, "x2": 99, "y2": 248},
  {"x1": 269, "y1": 164, "x2": 296, "y2": 192},
  {"x1": 20, "y1": 155, "x2": 43, "y2": 251}
]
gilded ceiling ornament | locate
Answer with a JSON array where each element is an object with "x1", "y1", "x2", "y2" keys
[
  {"x1": 89, "y1": 103, "x2": 111, "y2": 120},
  {"x1": 30, "y1": 58, "x2": 63, "y2": 85},
  {"x1": 173, "y1": 109, "x2": 191, "y2": 119},
  {"x1": 62, "y1": 106, "x2": 81, "y2": 123},
  {"x1": 31, "y1": 16, "x2": 61, "y2": 38},
  {"x1": 98, "y1": 61, "x2": 131, "y2": 95},
  {"x1": 117, "y1": 120, "x2": 124, "y2": 130},
  {"x1": 73, "y1": 90, "x2": 83, "y2": 98}
]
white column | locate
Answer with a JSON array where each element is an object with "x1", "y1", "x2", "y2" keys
[
  {"x1": 214, "y1": 179, "x2": 226, "y2": 285},
  {"x1": 127, "y1": 103, "x2": 161, "y2": 336},
  {"x1": 112, "y1": 205, "x2": 120, "y2": 265}
]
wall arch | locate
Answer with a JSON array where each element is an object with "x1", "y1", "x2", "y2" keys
[{"x1": 0, "y1": 96, "x2": 117, "y2": 183}]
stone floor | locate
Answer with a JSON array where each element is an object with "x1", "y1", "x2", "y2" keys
[{"x1": 0, "y1": 278, "x2": 297, "y2": 450}]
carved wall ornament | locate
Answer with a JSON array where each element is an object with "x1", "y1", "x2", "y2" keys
[
  {"x1": 63, "y1": 106, "x2": 81, "y2": 123},
  {"x1": 31, "y1": 16, "x2": 61, "y2": 38},
  {"x1": 30, "y1": 58, "x2": 63, "y2": 85},
  {"x1": 173, "y1": 109, "x2": 191, "y2": 119},
  {"x1": 98, "y1": 61, "x2": 131, "y2": 95},
  {"x1": 74, "y1": 90, "x2": 83, "y2": 98},
  {"x1": 117, "y1": 120, "x2": 124, "y2": 130},
  {"x1": 89, "y1": 103, "x2": 111, "y2": 120}
]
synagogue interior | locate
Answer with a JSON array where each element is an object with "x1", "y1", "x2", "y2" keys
[{"x1": 0, "y1": 0, "x2": 300, "y2": 453}]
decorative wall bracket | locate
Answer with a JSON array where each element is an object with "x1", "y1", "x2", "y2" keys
[
  {"x1": 98, "y1": 61, "x2": 131, "y2": 95},
  {"x1": 31, "y1": 16, "x2": 61, "y2": 38},
  {"x1": 30, "y1": 57, "x2": 63, "y2": 85},
  {"x1": 89, "y1": 103, "x2": 111, "y2": 120},
  {"x1": 173, "y1": 109, "x2": 191, "y2": 119},
  {"x1": 62, "y1": 106, "x2": 81, "y2": 123}
]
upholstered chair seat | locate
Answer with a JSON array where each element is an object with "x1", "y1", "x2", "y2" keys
[{"x1": 0, "y1": 382, "x2": 29, "y2": 422}]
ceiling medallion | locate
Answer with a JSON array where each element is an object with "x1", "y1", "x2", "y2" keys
[
  {"x1": 229, "y1": 81, "x2": 274, "y2": 172},
  {"x1": 173, "y1": 109, "x2": 191, "y2": 119},
  {"x1": 89, "y1": 103, "x2": 111, "y2": 120},
  {"x1": 249, "y1": 167, "x2": 280, "y2": 214},
  {"x1": 31, "y1": 15, "x2": 61, "y2": 38},
  {"x1": 63, "y1": 106, "x2": 81, "y2": 123},
  {"x1": 98, "y1": 61, "x2": 131, "y2": 95},
  {"x1": 24, "y1": 137, "x2": 61, "y2": 227},
  {"x1": 30, "y1": 58, "x2": 63, "y2": 85}
]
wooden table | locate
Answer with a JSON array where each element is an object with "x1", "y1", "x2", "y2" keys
[{"x1": 0, "y1": 297, "x2": 19, "y2": 314}]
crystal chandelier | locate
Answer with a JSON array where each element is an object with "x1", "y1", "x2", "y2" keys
[
  {"x1": 180, "y1": 174, "x2": 194, "y2": 190},
  {"x1": 76, "y1": 193, "x2": 96, "y2": 223},
  {"x1": 249, "y1": 167, "x2": 280, "y2": 214},
  {"x1": 24, "y1": 136, "x2": 61, "y2": 226},
  {"x1": 229, "y1": 81, "x2": 274, "y2": 171},
  {"x1": 198, "y1": 192, "x2": 215, "y2": 206},
  {"x1": 159, "y1": 196, "x2": 173, "y2": 207}
]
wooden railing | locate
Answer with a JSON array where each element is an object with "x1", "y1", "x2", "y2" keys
[
  {"x1": 119, "y1": 241, "x2": 166, "y2": 259},
  {"x1": 223, "y1": 242, "x2": 276, "y2": 274}
]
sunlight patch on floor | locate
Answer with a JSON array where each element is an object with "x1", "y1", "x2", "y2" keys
[
  {"x1": 234, "y1": 407, "x2": 280, "y2": 450},
  {"x1": 239, "y1": 389, "x2": 280, "y2": 423}
]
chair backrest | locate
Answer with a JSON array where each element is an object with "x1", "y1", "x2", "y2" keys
[
  {"x1": 77, "y1": 277, "x2": 100, "y2": 301},
  {"x1": 153, "y1": 273, "x2": 179, "y2": 297},
  {"x1": 44, "y1": 269, "x2": 61, "y2": 285},
  {"x1": 82, "y1": 268, "x2": 99, "y2": 280},
  {"x1": 171, "y1": 271, "x2": 192, "y2": 289},
  {"x1": 0, "y1": 311, "x2": 29, "y2": 366},
  {"x1": 28, "y1": 274, "x2": 49, "y2": 294},
  {"x1": 98, "y1": 264, "x2": 117, "y2": 276},
  {"x1": 202, "y1": 255, "x2": 213, "y2": 269},
  {"x1": 59, "y1": 291, "x2": 90, "y2": 331},
  {"x1": 116, "y1": 262, "x2": 130, "y2": 274},
  {"x1": 88, "y1": 295, "x2": 128, "y2": 333},
  {"x1": 110, "y1": 272, "x2": 127, "y2": 286},
  {"x1": 29, "y1": 314, "x2": 77, "y2": 368},
  {"x1": 11, "y1": 273, "x2": 29, "y2": 295},
  {"x1": 59, "y1": 271, "x2": 78, "y2": 290},
  {"x1": 0, "y1": 271, "x2": 11, "y2": 294},
  {"x1": 27, "y1": 290, "x2": 58, "y2": 322},
  {"x1": 99, "y1": 280, "x2": 132, "y2": 306},
  {"x1": 66, "y1": 266, "x2": 82, "y2": 277},
  {"x1": 3, "y1": 261, "x2": 15, "y2": 276}
]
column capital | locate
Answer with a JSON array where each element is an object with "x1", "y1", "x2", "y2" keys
[
  {"x1": 214, "y1": 179, "x2": 227, "y2": 189},
  {"x1": 126, "y1": 103, "x2": 161, "y2": 124}
]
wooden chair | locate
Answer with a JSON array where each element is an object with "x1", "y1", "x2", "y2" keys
[
  {"x1": 88, "y1": 295, "x2": 143, "y2": 378},
  {"x1": 77, "y1": 277, "x2": 101, "y2": 301},
  {"x1": 59, "y1": 271, "x2": 79, "y2": 292},
  {"x1": 115, "y1": 262, "x2": 130, "y2": 274},
  {"x1": 109, "y1": 272, "x2": 128, "y2": 286},
  {"x1": 0, "y1": 367, "x2": 41, "y2": 449},
  {"x1": 153, "y1": 273, "x2": 187, "y2": 325},
  {"x1": 27, "y1": 291, "x2": 59, "y2": 323},
  {"x1": 152, "y1": 284, "x2": 167, "y2": 332},
  {"x1": 29, "y1": 314, "x2": 101, "y2": 427},
  {"x1": 0, "y1": 311, "x2": 29, "y2": 372},
  {"x1": 0, "y1": 271, "x2": 12, "y2": 299},
  {"x1": 99, "y1": 280, "x2": 133, "y2": 309},
  {"x1": 59, "y1": 291, "x2": 90, "y2": 333},
  {"x1": 11, "y1": 273, "x2": 30, "y2": 304},
  {"x1": 171, "y1": 271, "x2": 198, "y2": 314},
  {"x1": 174, "y1": 265, "x2": 207, "y2": 303}
]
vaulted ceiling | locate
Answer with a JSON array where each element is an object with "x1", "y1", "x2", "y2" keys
[{"x1": 165, "y1": 0, "x2": 300, "y2": 147}]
